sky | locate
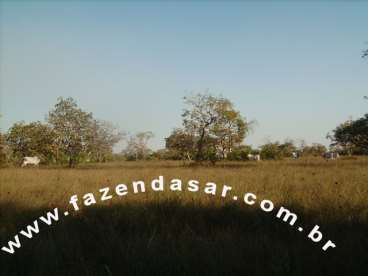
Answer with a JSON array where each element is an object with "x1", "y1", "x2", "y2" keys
[{"x1": 0, "y1": 0, "x2": 367, "y2": 151}]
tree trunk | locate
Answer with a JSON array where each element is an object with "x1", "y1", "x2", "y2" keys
[
  {"x1": 196, "y1": 128, "x2": 206, "y2": 161},
  {"x1": 68, "y1": 156, "x2": 75, "y2": 168}
]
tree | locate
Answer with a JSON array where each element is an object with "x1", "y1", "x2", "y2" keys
[
  {"x1": 302, "y1": 143, "x2": 327, "y2": 157},
  {"x1": 328, "y1": 115, "x2": 368, "y2": 155},
  {"x1": 6, "y1": 121, "x2": 56, "y2": 163},
  {"x1": 47, "y1": 97, "x2": 94, "y2": 167},
  {"x1": 363, "y1": 48, "x2": 368, "y2": 58},
  {"x1": 260, "y1": 142, "x2": 284, "y2": 160},
  {"x1": 278, "y1": 139, "x2": 297, "y2": 158},
  {"x1": 165, "y1": 128, "x2": 195, "y2": 161},
  {"x1": 182, "y1": 94, "x2": 218, "y2": 161},
  {"x1": 181, "y1": 93, "x2": 250, "y2": 161},
  {"x1": 0, "y1": 132, "x2": 7, "y2": 165},
  {"x1": 123, "y1": 131, "x2": 154, "y2": 160},
  {"x1": 213, "y1": 102, "x2": 248, "y2": 159},
  {"x1": 0, "y1": 115, "x2": 3, "y2": 164},
  {"x1": 226, "y1": 145, "x2": 253, "y2": 161},
  {"x1": 87, "y1": 120, "x2": 123, "y2": 162},
  {"x1": 150, "y1": 149, "x2": 173, "y2": 160}
]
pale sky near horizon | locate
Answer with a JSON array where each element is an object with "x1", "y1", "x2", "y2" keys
[{"x1": 0, "y1": 0, "x2": 367, "y2": 151}]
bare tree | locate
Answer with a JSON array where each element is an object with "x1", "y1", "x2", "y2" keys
[
  {"x1": 87, "y1": 120, "x2": 124, "y2": 162},
  {"x1": 123, "y1": 131, "x2": 154, "y2": 160}
]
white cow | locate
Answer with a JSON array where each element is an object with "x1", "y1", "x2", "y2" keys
[
  {"x1": 291, "y1": 152, "x2": 300, "y2": 159},
  {"x1": 247, "y1": 154, "x2": 261, "y2": 161},
  {"x1": 22, "y1": 156, "x2": 41, "y2": 167}
]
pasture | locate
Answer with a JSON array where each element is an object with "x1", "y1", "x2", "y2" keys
[{"x1": 0, "y1": 158, "x2": 367, "y2": 275}]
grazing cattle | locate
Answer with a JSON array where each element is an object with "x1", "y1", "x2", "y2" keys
[
  {"x1": 22, "y1": 156, "x2": 41, "y2": 167},
  {"x1": 291, "y1": 152, "x2": 300, "y2": 159},
  {"x1": 323, "y1": 152, "x2": 340, "y2": 160},
  {"x1": 248, "y1": 154, "x2": 261, "y2": 161}
]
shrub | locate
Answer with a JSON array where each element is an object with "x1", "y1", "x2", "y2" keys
[{"x1": 260, "y1": 142, "x2": 283, "y2": 160}]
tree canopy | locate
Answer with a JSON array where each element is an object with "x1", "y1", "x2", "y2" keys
[
  {"x1": 4, "y1": 97, "x2": 123, "y2": 167},
  {"x1": 6, "y1": 121, "x2": 56, "y2": 163},
  {"x1": 123, "y1": 131, "x2": 154, "y2": 160},
  {"x1": 329, "y1": 114, "x2": 368, "y2": 155},
  {"x1": 47, "y1": 97, "x2": 95, "y2": 167},
  {"x1": 167, "y1": 93, "x2": 251, "y2": 162}
]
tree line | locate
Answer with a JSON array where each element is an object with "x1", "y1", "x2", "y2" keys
[
  {"x1": 1, "y1": 98, "x2": 123, "y2": 167},
  {"x1": 1, "y1": 92, "x2": 367, "y2": 167}
]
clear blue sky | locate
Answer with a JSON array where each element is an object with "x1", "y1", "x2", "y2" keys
[{"x1": 0, "y1": 0, "x2": 367, "y2": 151}]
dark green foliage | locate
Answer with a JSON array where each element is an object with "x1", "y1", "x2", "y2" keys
[
  {"x1": 329, "y1": 114, "x2": 368, "y2": 155},
  {"x1": 227, "y1": 145, "x2": 253, "y2": 161},
  {"x1": 165, "y1": 128, "x2": 195, "y2": 161},
  {"x1": 302, "y1": 143, "x2": 327, "y2": 157},
  {"x1": 363, "y1": 48, "x2": 368, "y2": 58},
  {"x1": 260, "y1": 142, "x2": 284, "y2": 160},
  {"x1": 0, "y1": 132, "x2": 7, "y2": 165}
]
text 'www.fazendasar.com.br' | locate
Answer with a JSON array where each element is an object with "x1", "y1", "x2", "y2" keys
[{"x1": 1, "y1": 176, "x2": 336, "y2": 255}]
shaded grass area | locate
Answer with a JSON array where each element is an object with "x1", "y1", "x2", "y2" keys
[
  {"x1": 0, "y1": 159, "x2": 367, "y2": 275},
  {"x1": 0, "y1": 200, "x2": 367, "y2": 276}
]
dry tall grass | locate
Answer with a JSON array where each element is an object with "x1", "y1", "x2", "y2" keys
[{"x1": 0, "y1": 158, "x2": 367, "y2": 275}]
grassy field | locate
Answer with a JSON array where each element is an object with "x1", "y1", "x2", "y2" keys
[{"x1": 0, "y1": 158, "x2": 367, "y2": 275}]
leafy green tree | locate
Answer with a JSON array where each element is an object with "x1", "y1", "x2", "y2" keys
[
  {"x1": 260, "y1": 142, "x2": 284, "y2": 160},
  {"x1": 227, "y1": 145, "x2": 253, "y2": 161},
  {"x1": 328, "y1": 115, "x2": 368, "y2": 155},
  {"x1": 47, "y1": 97, "x2": 94, "y2": 167},
  {"x1": 165, "y1": 128, "x2": 195, "y2": 161},
  {"x1": 6, "y1": 121, "x2": 56, "y2": 163},
  {"x1": 200, "y1": 136, "x2": 219, "y2": 164}
]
